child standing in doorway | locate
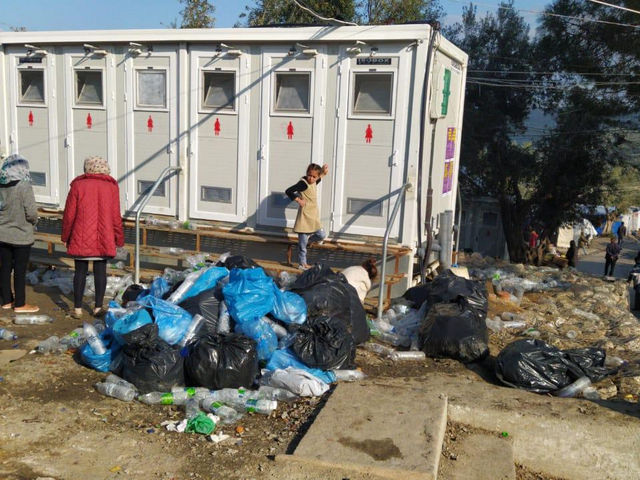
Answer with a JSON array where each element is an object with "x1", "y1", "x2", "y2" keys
[{"x1": 286, "y1": 163, "x2": 329, "y2": 270}]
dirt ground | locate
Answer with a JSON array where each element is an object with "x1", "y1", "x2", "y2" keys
[{"x1": 1, "y1": 281, "x2": 638, "y2": 479}]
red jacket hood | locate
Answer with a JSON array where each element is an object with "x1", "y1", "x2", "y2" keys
[{"x1": 70, "y1": 173, "x2": 118, "y2": 187}]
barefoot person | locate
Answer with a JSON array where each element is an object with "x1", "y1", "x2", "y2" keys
[
  {"x1": 0, "y1": 155, "x2": 39, "y2": 312},
  {"x1": 62, "y1": 156, "x2": 124, "y2": 319}
]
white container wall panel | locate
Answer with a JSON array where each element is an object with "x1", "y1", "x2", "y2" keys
[
  {"x1": 258, "y1": 48, "x2": 326, "y2": 228},
  {"x1": 125, "y1": 49, "x2": 178, "y2": 216},
  {"x1": 8, "y1": 49, "x2": 60, "y2": 205},
  {"x1": 190, "y1": 48, "x2": 249, "y2": 222}
]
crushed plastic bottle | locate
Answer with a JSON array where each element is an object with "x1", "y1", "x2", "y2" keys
[
  {"x1": 36, "y1": 336, "x2": 68, "y2": 354},
  {"x1": 139, "y1": 391, "x2": 191, "y2": 406},
  {"x1": 278, "y1": 271, "x2": 296, "y2": 288},
  {"x1": 171, "y1": 386, "x2": 212, "y2": 399},
  {"x1": 185, "y1": 397, "x2": 201, "y2": 420},
  {"x1": 384, "y1": 309, "x2": 397, "y2": 323},
  {"x1": 216, "y1": 252, "x2": 231, "y2": 265},
  {"x1": 105, "y1": 374, "x2": 138, "y2": 391},
  {"x1": 114, "y1": 247, "x2": 128, "y2": 261},
  {"x1": 244, "y1": 398, "x2": 277, "y2": 415},
  {"x1": 389, "y1": 351, "x2": 426, "y2": 362},
  {"x1": 167, "y1": 269, "x2": 206, "y2": 304},
  {"x1": 363, "y1": 342, "x2": 395, "y2": 356},
  {"x1": 111, "y1": 261, "x2": 125, "y2": 270},
  {"x1": 84, "y1": 323, "x2": 107, "y2": 355},
  {"x1": 409, "y1": 336, "x2": 420, "y2": 351},
  {"x1": 501, "y1": 312, "x2": 524, "y2": 322},
  {"x1": 604, "y1": 356, "x2": 625, "y2": 368},
  {"x1": 375, "y1": 331, "x2": 410, "y2": 347},
  {"x1": 371, "y1": 319, "x2": 394, "y2": 334},
  {"x1": 95, "y1": 382, "x2": 136, "y2": 402},
  {"x1": 554, "y1": 376, "x2": 591, "y2": 398},
  {"x1": 0, "y1": 328, "x2": 18, "y2": 341},
  {"x1": 14, "y1": 315, "x2": 54, "y2": 325},
  {"x1": 485, "y1": 317, "x2": 503, "y2": 333},
  {"x1": 217, "y1": 301, "x2": 231, "y2": 334},
  {"x1": 525, "y1": 328, "x2": 540, "y2": 338},
  {"x1": 331, "y1": 370, "x2": 366, "y2": 382},
  {"x1": 258, "y1": 385, "x2": 298, "y2": 402},
  {"x1": 201, "y1": 398, "x2": 242, "y2": 424},
  {"x1": 572, "y1": 308, "x2": 599, "y2": 322},
  {"x1": 582, "y1": 386, "x2": 600, "y2": 401},
  {"x1": 177, "y1": 314, "x2": 205, "y2": 348},
  {"x1": 392, "y1": 304, "x2": 410, "y2": 316},
  {"x1": 502, "y1": 320, "x2": 527, "y2": 330},
  {"x1": 262, "y1": 317, "x2": 288, "y2": 339},
  {"x1": 207, "y1": 388, "x2": 259, "y2": 408},
  {"x1": 159, "y1": 247, "x2": 186, "y2": 255}
]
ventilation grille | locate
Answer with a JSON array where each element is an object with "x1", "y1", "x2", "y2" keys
[
  {"x1": 272, "y1": 192, "x2": 297, "y2": 210},
  {"x1": 31, "y1": 171, "x2": 47, "y2": 187},
  {"x1": 201, "y1": 186, "x2": 232, "y2": 204},
  {"x1": 347, "y1": 197, "x2": 383, "y2": 217},
  {"x1": 138, "y1": 180, "x2": 166, "y2": 197}
]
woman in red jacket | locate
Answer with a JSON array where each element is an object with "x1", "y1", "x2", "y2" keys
[{"x1": 62, "y1": 156, "x2": 124, "y2": 319}]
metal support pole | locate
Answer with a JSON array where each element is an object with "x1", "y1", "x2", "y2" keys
[
  {"x1": 134, "y1": 166, "x2": 182, "y2": 284},
  {"x1": 377, "y1": 182, "x2": 412, "y2": 321},
  {"x1": 455, "y1": 185, "x2": 462, "y2": 264}
]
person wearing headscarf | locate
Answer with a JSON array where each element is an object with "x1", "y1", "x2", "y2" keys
[
  {"x1": 62, "y1": 156, "x2": 124, "y2": 319},
  {"x1": 0, "y1": 155, "x2": 39, "y2": 312}
]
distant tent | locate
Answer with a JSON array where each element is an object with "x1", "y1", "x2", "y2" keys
[{"x1": 557, "y1": 219, "x2": 598, "y2": 249}]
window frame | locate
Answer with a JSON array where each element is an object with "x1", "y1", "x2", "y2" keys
[
  {"x1": 270, "y1": 70, "x2": 313, "y2": 118},
  {"x1": 348, "y1": 70, "x2": 396, "y2": 120},
  {"x1": 199, "y1": 68, "x2": 238, "y2": 114},
  {"x1": 17, "y1": 67, "x2": 47, "y2": 107},
  {"x1": 73, "y1": 68, "x2": 105, "y2": 109},
  {"x1": 134, "y1": 67, "x2": 169, "y2": 112}
]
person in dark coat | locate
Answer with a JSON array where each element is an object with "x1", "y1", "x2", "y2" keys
[
  {"x1": 566, "y1": 240, "x2": 578, "y2": 268},
  {"x1": 604, "y1": 237, "x2": 622, "y2": 277},
  {"x1": 618, "y1": 222, "x2": 627, "y2": 246}
]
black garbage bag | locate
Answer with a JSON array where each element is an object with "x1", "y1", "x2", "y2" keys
[
  {"x1": 290, "y1": 315, "x2": 356, "y2": 370},
  {"x1": 494, "y1": 339, "x2": 610, "y2": 394},
  {"x1": 404, "y1": 270, "x2": 488, "y2": 316},
  {"x1": 178, "y1": 287, "x2": 222, "y2": 338},
  {"x1": 418, "y1": 302, "x2": 489, "y2": 363},
  {"x1": 184, "y1": 333, "x2": 259, "y2": 390},
  {"x1": 122, "y1": 284, "x2": 147, "y2": 307},
  {"x1": 121, "y1": 323, "x2": 185, "y2": 394},
  {"x1": 290, "y1": 263, "x2": 369, "y2": 344}
]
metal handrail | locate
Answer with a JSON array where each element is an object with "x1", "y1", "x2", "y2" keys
[
  {"x1": 377, "y1": 181, "x2": 413, "y2": 320},
  {"x1": 134, "y1": 165, "x2": 182, "y2": 284}
]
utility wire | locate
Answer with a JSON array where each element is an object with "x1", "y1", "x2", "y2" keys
[
  {"x1": 468, "y1": 69, "x2": 638, "y2": 77},
  {"x1": 446, "y1": 0, "x2": 640, "y2": 29},
  {"x1": 588, "y1": 0, "x2": 640, "y2": 16},
  {"x1": 291, "y1": 0, "x2": 358, "y2": 26}
]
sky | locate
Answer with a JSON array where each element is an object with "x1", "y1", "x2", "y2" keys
[{"x1": 0, "y1": 0, "x2": 549, "y2": 32}]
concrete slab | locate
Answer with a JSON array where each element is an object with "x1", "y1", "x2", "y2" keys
[
  {"x1": 278, "y1": 382, "x2": 448, "y2": 480},
  {"x1": 450, "y1": 434, "x2": 516, "y2": 480}
]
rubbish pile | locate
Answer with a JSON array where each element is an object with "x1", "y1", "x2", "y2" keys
[{"x1": 30, "y1": 255, "x2": 368, "y2": 437}]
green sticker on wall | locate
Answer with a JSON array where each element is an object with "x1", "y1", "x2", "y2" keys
[{"x1": 441, "y1": 69, "x2": 451, "y2": 116}]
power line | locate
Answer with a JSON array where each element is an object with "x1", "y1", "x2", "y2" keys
[
  {"x1": 466, "y1": 79, "x2": 640, "y2": 95},
  {"x1": 468, "y1": 69, "x2": 638, "y2": 77},
  {"x1": 446, "y1": 0, "x2": 640, "y2": 29},
  {"x1": 291, "y1": 0, "x2": 358, "y2": 26},
  {"x1": 467, "y1": 76, "x2": 640, "y2": 86},
  {"x1": 588, "y1": 0, "x2": 640, "y2": 16}
]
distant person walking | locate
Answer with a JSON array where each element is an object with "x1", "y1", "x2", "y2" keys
[
  {"x1": 618, "y1": 222, "x2": 627, "y2": 246},
  {"x1": 62, "y1": 156, "x2": 124, "y2": 319},
  {"x1": 578, "y1": 231, "x2": 589, "y2": 256},
  {"x1": 604, "y1": 237, "x2": 622, "y2": 277},
  {"x1": 566, "y1": 240, "x2": 578, "y2": 268},
  {"x1": 0, "y1": 155, "x2": 39, "y2": 312}
]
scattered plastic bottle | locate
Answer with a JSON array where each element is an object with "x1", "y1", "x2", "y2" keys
[
  {"x1": 0, "y1": 328, "x2": 18, "y2": 341},
  {"x1": 84, "y1": 323, "x2": 107, "y2": 355},
  {"x1": 384, "y1": 309, "x2": 397, "y2": 323},
  {"x1": 185, "y1": 397, "x2": 201, "y2": 420},
  {"x1": 566, "y1": 330, "x2": 578, "y2": 340},
  {"x1": 492, "y1": 278, "x2": 502, "y2": 294},
  {"x1": 105, "y1": 374, "x2": 138, "y2": 391},
  {"x1": 332, "y1": 370, "x2": 366, "y2": 382},
  {"x1": 485, "y1": 317, "x2": 503, "y2": 333},
  {"x1": 372, "y1": 319, "x2": 395, "y2": 334},
  {"x1": 208, "y1": 388, "x2": 259, "y2": 408},
  {"x1": 95, "y1": 382, "x2": 136, "y2": 402},
  {"x1": 159, "y1": 247, "x2": 185, "y2": 255},
  {"x1": 501, "y1": 312, "x2": 524, "y2": 322},
  {"x1": 14, "y1": 315, "x2": 53, "y2": 325},
  {"x1": 262, "y1": 317, "x2": 288, "y2": 339},
  {"x1": 139, "y1": 391, "x2": 191, "y2": 406},
  {"x1": 525, "y1": 328, "x2": 540, "y2": 338},
  {"x1": 258, "y1": 386, "x2": 298, "y2": 402},
  {"x1": 217, "y1": 302, "x2": 231, "y2": 334},
  {"x1": 278, "y1": 271, "x2": 296, "y2": 288},
  {"x1": 392, "y1": 304, "x2": 410, "y2": 316},
  {"x1": 36, "y1": 336, "x2": 68, "y2": 354},
  {"x1": 167, "y1": 269, "x2": 205, "y2": 304},
  {"x1": 171, "y1": 386, "x2": 211, "y2": 399},
  {"x1": 502, "y1": 320, "x2": 527, "y2": 330},
  {"x1": 409, "y1": 336, "x2": 420, "y2": 351},
  {"x1": 60, "y1": 328, "x2": 84, "y2": 344},
  {"x1": 376, "y1": 331, "x2": 410, "y2": 347},
  {"x1": 389, "y1": 351, "x2": 426, "y2": 362},
  {"x1": 167, "y1": 221, "x2": 180, "y2": 230},
  {"x1": 177, "y1": 314, "x2": 205, "y2": 348},
  {"x1": 363, "y1": 342, "x2": 395, "y2": 356},
  {"x1": 554, "y1": 376, "x2": 592, "y2": 398},
  {"x1": 604, "y1": 356, "x2": 625, "y2": 368},
  {"x1": 244, "y1": 398, "x2": 277, "y2": 415},
  {"x1": 201, "y1": 398, "x2": 242, "y2": 424},
  {"x1": 111, "y1": 261, "x2": 125, "y2": 270},
  {"x1": 572, "y1": 308, "x2": 599, "y2": 322},
  {"x1": 582, "y1": 386, "x2": 600, "y2": 401}
]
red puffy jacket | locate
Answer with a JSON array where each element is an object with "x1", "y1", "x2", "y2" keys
[{"x1": 62, "y1": 174, "x2": 124, "y2": 258}]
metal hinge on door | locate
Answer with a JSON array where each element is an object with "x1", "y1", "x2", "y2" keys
[
  {"x1": 9, "y1": 132, "x2": 15, "y2": 144},
  {"x1": 389, "y1": 150, "x2": 398, "y2": 167},
  {"x1": 259, "y1": 144, "x2": 265, "y2": 161},
  {"x1": 167, "y1": 142, "x2": 174, "y2": 154},
  {"x1": 64, "y1": 137, "x2": 70, "y2": 148}
]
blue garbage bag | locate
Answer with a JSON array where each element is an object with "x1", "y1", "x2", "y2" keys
[
  {"x1": 235, "y1": 317, "x2": 278, "y2": 361},
  {"x1": 265, "y1": 349, "x2": 336, "y2": 384},
  {"x1": 112, "y1": 309, "x2": 153, "y2": 345},
  {"x1": 81, "y1": 329, "x2": 121, "y2": 373},
  {"x1": 149, "y1": 276, "x2": 171, "y2": 299},
  {"x1": 183, "y1": 267, "x2": 229, "y2": 301},
  {"x1": 272, "y1": 286, "x2": 307, "y2": 324},
  {"x1": 222, "y1": 268, "x2": 274, "y2": 323},
  {"x1": 138, "y1": 296, "x2": 193, "y2": 345}
]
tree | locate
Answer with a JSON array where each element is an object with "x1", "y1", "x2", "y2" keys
[
  {"x1": 356, "y1": 0, "x2": 443, "y2": 25},
  {"x1": 169, "y1": 0, "x2": 216, "y2": 29},
  {"x1": 238, "y1": 0, "x2": 356, "y2": 27}
]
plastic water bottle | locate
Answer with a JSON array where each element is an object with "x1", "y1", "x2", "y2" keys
[
  {"x1": 554, "y1": 376, "x2": 592, "y2": 398},
  {"x1": 372, "y1": 319, "x2": 395, "y2": 334},
  {"x1": 262, "y1": 317, "x2": 288, "y2": 339},
  {"x1": 604, "y1": 356, "x2": 625, "y2": 368},
  {"x1": 410, "y1": 336, "x2": 420, "y2": 351},
  {"x1": 185, "y1": 397, "x2": 201, "y2": 420},
  {"x1": 0, "y1": 328, "x2": 18, "y2": 341},
  {"x1": 583, "y1": 386, "x2": 600, "y2": 400},
  {"x1": 501, "y1": 312, "x2": 524, "y2": 322},
  {"x1": 217, "y1": 301, "x2": 231, "y2": 334},
  {"x1": 95, "y1": 382, "x2": 136, "y2": 402},
  {"x1": 60, "y1": 328, "x2": 84, "y2": 344},
  {"x1": 485, "y1": 317, "x2": 503, "y2": 333},
  {"x1": 392, "y1": 304, "x2": 410, "y2": 315},
  {"x1": 171, "y1": 386, "x2": 211, "y2": 399},
  {"x1": 201, "y1": 398, "x2": 242, "y2": 424},
  {"x1": 389, "y1": 351, "x2": 426, "y2": 362},
  {"x1": 502, "y1": 320, "x2": 527, "y2": 330},
  {"x1": 376, "y1": 331, "x2": 410, "y2": 347},
  {"x1": 36, "y1": 336, "x2": 68, "y2": 354},
  {"x1": 139, "y1": 391, "x2": 191, "y2": 406},
  {"x1": 363, "y1": 342, "x2": 395, "y2": 356},
  {"x1": 84, "y1": 323, "x2": 107, "y2": 355},
  {"x1": 209, "y1": 388, "x2": 259, "y2": 406},
  {"x1": 332, "y1": 370, "x2": 366, "y2": 382},
  {"x1": 14, "y1": 315, "x2": 53, "y2": 325},
  {"x1": 177, "y1": 314, "x2": 205, "y2": 348},
  {"x1": 384, "y1": 309, "x2": 397, "y2": 323},
  {"x1": 572, "y1": 308, "x2": 599, "y2": 322},
  {"x1": 167, "y1": 269, "x2": 205, "y2": 304},
  {"x1": 105, "y1": 374, "x2": 138, "y2": 391},
  {"x1": 258, "y1": 386, "x2": 298, "y2": 402},
  {"x1": 159, "y1": 247, "x2": 185, "y2": 255},
  {"x1": 244, "y1": 398, "x2": 277, "y2": 415}
]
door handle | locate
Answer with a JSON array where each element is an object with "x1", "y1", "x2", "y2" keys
[{"x1": 390, "y1": 150, "x2": 398, "y2": 167}]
